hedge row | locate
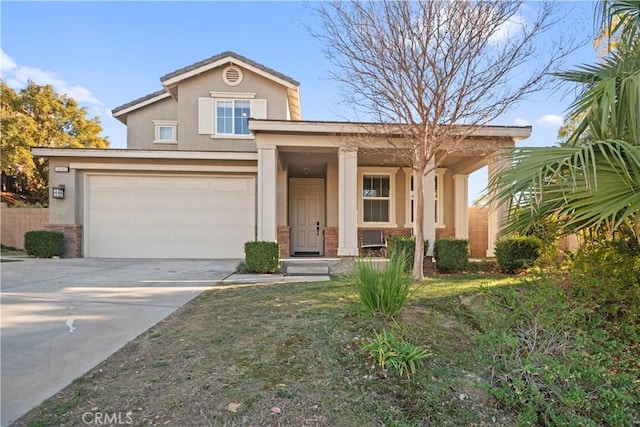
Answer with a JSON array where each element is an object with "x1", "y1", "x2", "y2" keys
[
  {"x1": 495, "y1": 236, "x2": 542, "y2": 273},
  {"x1": 24, "y1": 230, "x2": 64, "y2": 258},
  {"x1": 244, "y1": 241, "x2": 279, "y2": 273}
]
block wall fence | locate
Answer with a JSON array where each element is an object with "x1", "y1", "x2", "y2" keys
[{"x1": 1, "y1": 205, "x2": 49, "y2": 250}]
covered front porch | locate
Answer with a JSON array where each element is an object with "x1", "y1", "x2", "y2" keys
[{"x1": 251, "y1": 120, "x2": 524, "y2": 259}]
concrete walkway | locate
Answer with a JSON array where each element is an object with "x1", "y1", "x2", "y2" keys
[{"x1": 0, "y1": 257, "x2": 329, "y2": 426}]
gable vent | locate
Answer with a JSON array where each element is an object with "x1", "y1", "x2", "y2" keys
[{"x1": 223, "y1": 66, "x2": 243, "y2": 86}]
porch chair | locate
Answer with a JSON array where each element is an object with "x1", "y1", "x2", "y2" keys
[{"x1": 360, "y1": 230, "x2": 387, "y2": 257}]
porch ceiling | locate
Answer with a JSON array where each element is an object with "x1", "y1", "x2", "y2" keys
[
  {"x1": 279, "y1": 150, "x2": 490, "y2": 177},
  {"x1": 277, "y1": 146, "x2": 493, "y2": 177},
  {"x1": 358, "y1": 151, "x2": 491, "y2": 175},
  {"x1": 281, "y1": 151, "x2": 336, "y2": 177}
]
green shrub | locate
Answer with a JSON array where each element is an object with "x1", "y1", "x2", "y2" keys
[
  {"x1": 568, "y1": 242, "x2": 640, "y2": 326},
  {"x1": 494, "y1": 236, "x2": 542, "y2": 273},
  {"x1": 387, "y1": 235, "x2": 429, "y2": 272},
  {"x1": 465, "y1": 259, "x2": 497, "y2": 273},
  {"x1": 363, "y1": 329, "x2": 430, "y2": 379},
  {"x1": 352, "y1": 251, "x2": 412, "y2": 318},
  {"x1": 235, "y1": 260, "x2": 252, "y2": 274},
  {"x1": 244, "y1": 241, "x2": 279, "y2": 273},
  {"x1": 472, "y1": 280, "x2": 640, "y2": 426},
  {"x1": 12, "y1": 201, "x2": 46, "y2": 208},
  {"x1": 24, "y1": 230, "x2": 64, "y2": 258},
  {"x1": 433, "y1": 238, "x2": 468, "y2": 273}
]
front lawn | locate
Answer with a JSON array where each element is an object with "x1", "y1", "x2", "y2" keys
[{"x1": 14, "y1": 273, "x2": 639, "y2": 426}]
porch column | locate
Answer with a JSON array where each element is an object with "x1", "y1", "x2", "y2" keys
[
  {"x1": 453, "y1": 174, "x2": 469, "y2": 239},
  {"x1": 486, "y1": 153, "x2": 508, "y2": 256},
  {"x1": 338, "y1": 149, "x2": 358, "y2": 256},
  {"x1": 257, "y1": 145, "x2": 277, "y2": 242},
  {"x1": 423, "y1": 163, "x2": 436, "y2": 256}
]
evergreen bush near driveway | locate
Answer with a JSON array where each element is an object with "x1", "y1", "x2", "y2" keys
[
  {"x1": 352, "y1": 252, "x2": 412, "y2": 318},
  {"x1": 244, "y1": 241, "x2": 280, "y2": 273},
  {"x1": 24, "y1": 230, "x2": 64, "y2": 258},
  {"x1": 494, "y1": 236, "x2": 542, "y2": 273},
  {"x1": 433, "y1": 238, "x2": 468, "y2": 272}
]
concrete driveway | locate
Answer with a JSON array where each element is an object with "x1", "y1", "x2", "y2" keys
[{"x1": 0, "y1": 258, "x2": 238, "y2": 427}]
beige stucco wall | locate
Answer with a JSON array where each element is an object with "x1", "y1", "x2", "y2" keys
[
  {"x1": 123, "y1": 66, "x2": 290, "y2": 152},
  {"x1": 43, "y1": 156, "x2": 258, "y2": 227},
  {"x1": 326, "y1": 160, "x2": 339, "y2": 227},
  {"x1": 48, "y1": 158, "x2": 79, "y2": 224},
  {"x1": 276, "y1": 163, "x2": 288, "y2": 227},
  {"x1": 176, "y1": 67, "x2": 290, "y2": 152},
  {"x1": 126, "y1": 97, "x2": 178, "y2": 150}
]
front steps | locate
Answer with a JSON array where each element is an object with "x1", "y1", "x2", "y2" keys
[
  {"x1": 280, "y1": 258, "x2": 343, "y2": 276},
  {"x1": 279, "y1": 256, "x2": 434, "y2": 276}
]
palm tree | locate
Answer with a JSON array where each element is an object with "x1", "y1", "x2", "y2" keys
[{"x1": 490, "y1": 0, "x2": 640, "y2": 244}]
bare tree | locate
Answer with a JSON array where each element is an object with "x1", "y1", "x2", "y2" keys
[{"x1": 314, "y1": 0, "x2": 577, "y2": 279}]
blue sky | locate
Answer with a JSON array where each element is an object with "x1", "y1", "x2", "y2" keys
[{"x1": 1, "y1": 1, "x2": 598, "y2": 203}]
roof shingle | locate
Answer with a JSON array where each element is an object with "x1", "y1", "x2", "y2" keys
[
  {"x1": 159, "y1": 51, "x2": 299, "y2": 86},
  {"x1": 111, "y1": 51, "x2": 299, "y2": 118},
  {"x1": 111, "y1": 89, "x2": 168, "y2": 115}
]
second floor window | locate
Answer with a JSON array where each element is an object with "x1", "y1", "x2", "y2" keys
[
  {"x1": 199, "y1": 95, "x2": 267, "y2": 138},
  {"x1": 216, "y1": 100, "x2": 250, "y2": 135},
  {"x1": 153, "y1": 120, "x2": 178, "y2": 143}
]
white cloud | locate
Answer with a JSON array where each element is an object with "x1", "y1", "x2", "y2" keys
[
  {"x1": 490, "y1": 14, "x2": 526, "y2": 43},
  {"x1": 1, "y1": 49, "x2": 102, "y2": 105},
  {"x1": 1, "y1": 50, "x2": 17, "y2": 74},
  {"x1": 538, "y1": 114, "x2": 564, "y2": 127},
  {"x1": 514, "y1": 117, "x2": 531, "y2": 127}
]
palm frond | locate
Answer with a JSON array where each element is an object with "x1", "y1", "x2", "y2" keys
[
  {"x1": 490, "y1": 140, "x2": 640, "y2": 240},
  {"x1": 555, "y1": 52, "x2": 640, "y2": 144},
  {"x1": 599, "y1": 0, "x2": 640, "y2": 53}
]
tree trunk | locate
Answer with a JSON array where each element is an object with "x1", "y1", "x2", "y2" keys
[{"x1": 412, "y1": 167, "x2": 425, "y2": 281}]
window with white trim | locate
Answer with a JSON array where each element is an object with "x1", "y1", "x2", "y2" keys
[
  {"x1": 358, "y1": 168, "x2": 396, "y2": 226},
  {"x1": 198, "y1": 94, "x2": 267, "y2": 138},
  {"x1": 363, "y1": 174, "x2": 390, "y2": 222},
  {"x1": 153, "y1": 120, "x2": 177, "y2": 143},
  {"x1": 216, "y1": 99, "x2": 250, "y2": 135},
  {"x1": 405, "y1": 169, "x2": 445, "y2": 227}
]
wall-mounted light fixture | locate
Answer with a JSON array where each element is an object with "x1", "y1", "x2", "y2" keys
[{"x1": 52, "y1": 184, "x2": 65, "y2": 200}]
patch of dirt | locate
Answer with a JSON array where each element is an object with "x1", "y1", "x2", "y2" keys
[{"x1": 14, "y1": 279, "x2": 522, "y2": 426}]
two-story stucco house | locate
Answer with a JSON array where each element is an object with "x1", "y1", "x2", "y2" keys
[{"x1": 32, "y1": 51, "x2": 530, "y2": 260}]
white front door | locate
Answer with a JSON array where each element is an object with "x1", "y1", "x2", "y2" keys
[{"x1": 290, "y1": 178, "x2": 325, "y2": 255}]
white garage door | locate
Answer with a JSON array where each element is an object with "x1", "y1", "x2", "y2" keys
[{"x1": 86, "y1": 174, "x2": 255, "y2": 258}]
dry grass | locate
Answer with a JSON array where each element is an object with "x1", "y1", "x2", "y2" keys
[{"x1": 15, "y1": 275, "x2": 523, "y2": 427}]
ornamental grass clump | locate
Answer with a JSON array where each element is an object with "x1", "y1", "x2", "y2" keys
[
  {"x1": 363, "y1": 329, "x2": 430, "y2": 379},
  {"x1": 352, "y1": 251, "x2": 412, "y2": 318}
]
